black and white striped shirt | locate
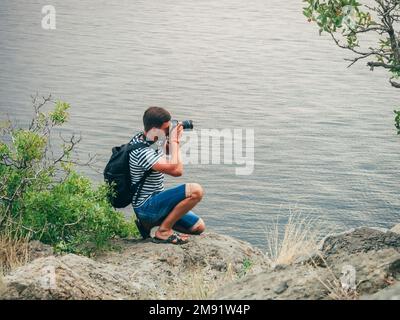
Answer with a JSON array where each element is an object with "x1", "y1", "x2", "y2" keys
[{"x1": 129, "y1": 132, "x2": 164, "y2": 208}]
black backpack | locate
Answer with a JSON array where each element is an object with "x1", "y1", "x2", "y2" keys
[{"x1": 104, "y1": 140, "x2": 152, "y2": 208}]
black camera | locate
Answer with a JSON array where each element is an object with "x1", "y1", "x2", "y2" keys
[{"x1": 171, "y1": 119, "x2": 194, "y2": 131}]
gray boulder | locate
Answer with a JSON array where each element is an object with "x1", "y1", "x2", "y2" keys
[
  {"x1": 320, "y1": 227, "x2": 400, "y2": 256},
  {"x1": 391, "y1": 224, "x2": 400, "y2": 235},
  {"x1": 212, "y1": 227, "x2": 400, "y2": 300},
  {"x1": 27, "y1": 240, "x2": 54, "y2": 262},
  {"x1": 2, "y1": 254, "x2": 136, "y2": 300},
  {"x1": 361, "y1": 282, "x2": 400, "y2": 300}
]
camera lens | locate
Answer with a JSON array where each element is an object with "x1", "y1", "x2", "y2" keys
[{"x1": 181, "y1": 120, "x2": 193, "y2": 130}]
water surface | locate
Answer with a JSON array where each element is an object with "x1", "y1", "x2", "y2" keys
[{"x1": 0, "y1": 0, "x2": 399, "y2": 248}]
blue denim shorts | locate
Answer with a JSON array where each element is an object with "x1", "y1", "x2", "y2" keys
[{"x1": 134, "y1": 184, "x2": 200, "y2": 230}]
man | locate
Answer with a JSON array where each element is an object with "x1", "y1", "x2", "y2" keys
[{"x1": 129, "y1": 106, "x2": 206, "y2": 244}]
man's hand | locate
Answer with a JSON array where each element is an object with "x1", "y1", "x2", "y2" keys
[
  {"x1": 166, "y1": 123, "x2": 182, "y2": 155},
  {"x1": 170, "y1": 123, "x2": 183, "y2": 143},
  {"x1": 152, "y1": 123, "x2": 183, "y2": 177}
]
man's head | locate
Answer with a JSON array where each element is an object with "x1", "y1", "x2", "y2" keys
[
  {"x1": 143, "y1": 106, "x2": 171, "y2": 131},
  {"x1": 143, "y1": 106, "x2": 171, "y2": 138}
]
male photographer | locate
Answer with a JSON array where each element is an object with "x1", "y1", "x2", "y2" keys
[{"x1": 129, "y1": 106, "x2": 205, "y2": 244}]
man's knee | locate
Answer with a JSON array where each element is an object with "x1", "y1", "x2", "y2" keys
[
  {"x1": 190, "y1": 218, "x2": 206, "y2": 234},
  {"x1": 186, "y1": 183, "x2": 204, "y2": 202}
]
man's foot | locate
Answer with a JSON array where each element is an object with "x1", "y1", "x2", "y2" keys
[
  {"x1": 152, "y1": 232, "x2": 189, "y2": 245},
  {"x1": 154, "y1": 228, "x2": 189, "y2": 243}
]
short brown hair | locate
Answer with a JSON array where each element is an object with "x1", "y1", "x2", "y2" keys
[{"x1": 143, "y1": 107, "x2": 171, "y2": 132}]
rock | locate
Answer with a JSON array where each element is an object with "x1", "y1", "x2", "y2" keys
[
  {"x1": 320, "y1": 227, "x2": 400, "y2": 256},
  {"x1": 212, "y1": 227, "x2": 400, "y2": 300},
  {"x1": 388, "y1": 259, "x2": 400, "y2": 280},
  {"x1": 271, "y1": 264, "x2": 288, "y2": 271},
  {"x1": 212, "y1": 264, "x2": 329, "y2": 300},
  {"x1": 27, "y1": 241, "x2": 54, "y2": 262},
  {"x1": 324, "y1": 249, "x2": 400, "y2": 295},
  {"x1": 1, "y1": 254, "x2": 137, "y2": 299},
  {"x1": 274, "y1": 281, "x2": 288, "y2": 294},
  {"x1": 361, "y1": 282, "x2": 400, "y2": 300},
  {"x1": 294, "y1": 253, "x2": 326, "y2": 267},
  {"x1": 391, "y1": 224, "x2": 400, "y2": 235},
  {"x1": 1, "y1": 232, "x2": 267, "y2": 300}
]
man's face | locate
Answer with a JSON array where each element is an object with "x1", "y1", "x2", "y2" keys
[
  {"x1": 144, "y1": 121, "x2": 171, "y2": 143},
  {"x1": 160, "y1": 121, "x2": 171, "y2": 136}
]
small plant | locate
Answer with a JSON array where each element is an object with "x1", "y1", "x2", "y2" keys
[{"x1": 239, "y1": 258, "x2": 253, "y2": 277}]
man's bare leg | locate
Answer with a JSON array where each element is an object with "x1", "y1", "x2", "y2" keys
[
  {"x1": 155, "y1": 183, "x2": 203, "y2": 240},
  {"x1": 173, "y1": 218, "x2": 206, "y2": 235}
]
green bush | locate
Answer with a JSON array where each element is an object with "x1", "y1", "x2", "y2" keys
[
  {"x1": 22, "y1": 172, "x2": 138, "y2": 255},
  {"x1": 0, "y1": 95, "x2": 139, "y2": 256}
]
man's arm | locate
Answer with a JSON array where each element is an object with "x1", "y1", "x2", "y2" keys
[{"x1": 152, "y1": 125, "x2": 183, "y2": 177}]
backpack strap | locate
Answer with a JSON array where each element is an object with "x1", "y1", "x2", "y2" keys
[
  {"x1": 131, "y1": 169, "x2": 152, "y2": 207},
  {"x1": 128, "y1": 140, "x2": 155, "y2": 206}
]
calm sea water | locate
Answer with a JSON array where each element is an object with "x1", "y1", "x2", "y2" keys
[{"x1": 1, "y1": 0, "x2": 399, "y2": 248}]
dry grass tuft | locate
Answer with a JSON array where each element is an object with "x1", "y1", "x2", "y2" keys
[
  {"x1": 137, "y1": 263, "x2": 238, "y2": 300},
  {"x1": 319, "y1": 277, "x2": 359, "y2": 300},
  {"x1": 265, "y1": 208, "x2": 321, "y2": 266},
  {"x1": 264, "y1": 208, "x2": 358, "y2": 299},
  {"x1": 161, "y1": 263, "x2": 237, "y2": 300},
  {"x1": 0, "y1": 273, "x2": 5, "y2": 296},
  {"x1": 0, "y1": 229, "x2": 30, "y2": 275}
]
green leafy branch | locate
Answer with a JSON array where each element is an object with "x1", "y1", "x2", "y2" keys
[{"x1": 303, "y1": 0, "x2": 400, "y2": 85}]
